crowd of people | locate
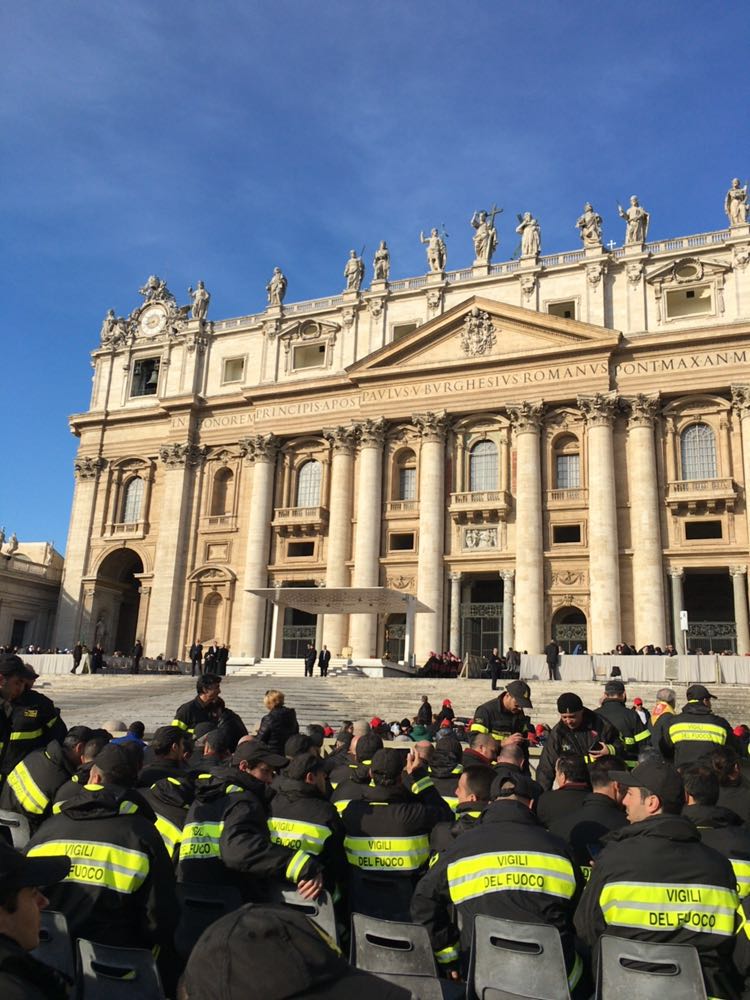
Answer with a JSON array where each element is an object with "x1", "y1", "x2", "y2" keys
[{"x1": 2, "y1": 655, "x2": 750, "y2": 997}]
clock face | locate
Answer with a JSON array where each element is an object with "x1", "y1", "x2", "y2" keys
[{"x1": 140, "y1": 305, "x2": 167, "y2": 335}]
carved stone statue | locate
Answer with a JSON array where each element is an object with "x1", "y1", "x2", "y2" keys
[
  {"x1": 99, "y1": 309, "x2": 131, "y2": 347},
  {"x1": 471, "y1": 207, "x2": 500, "y2": 264},
  {"x1": 515, "y1": 212, "x2": 541, "y2": 256},
  {"x1": 266, "y1": 267, "x2": 287, "y2": 306},
  {"x1": 138, "y1": 275, "x2": 175, "y2": 304},
  {"x1": 343, "y1": 250, "x2": 365, "y2": 292},
  {"x1": 5, "y1": 532, "x2": 18, "y2": 556},
  {"x1": 576, "y1": 203, "x2": 603, "y2": 248},
  {"x1": 188, "y1": 280, "x2": 211, "y2": 321},
  {"x1": 618, "y1": 195, "x2": 649, "y2": 244},
  {"x1": 100, "y1": 309, "x2": 116, "y2": 344},
  {"x1": 373, "y1": 241, "x2": 390, "y2": 280},
  {"x1": 460, "y1": 307, "x2": 496, "y2": 357},
  {"x1": 420, "y1": 228, "x2": 447, "y2": 272},
  {"x1": 0, "y1": 526, "x2": 5, "y2": 549},
  {"x1": 725, "y1": 177, "x2": 749, "y2": 227}
]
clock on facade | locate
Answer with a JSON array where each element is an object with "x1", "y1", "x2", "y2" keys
[{"x1": 139, "y1": 304, "x2": 168, "y2": 336}]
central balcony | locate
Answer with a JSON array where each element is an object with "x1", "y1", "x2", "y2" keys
[
  {"x1": 272, "y1": 506, "x2": 328, "y2": 537},
  {"x1": 449, "y1": 490, "x2": 512, "y2": 524},
  {"x1": 547, "y1": 488, "x2": 589, "y2": 508},
  {"x1": 383, "y1": 499, "x2": 419, "y2": 519},
  {"x1": 666, "y1": 478, "x2": 737, "y2": 514}
]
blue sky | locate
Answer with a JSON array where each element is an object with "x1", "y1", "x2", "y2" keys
[{"x1": 1, "y1": 1, "x2": 746, "y2": 552}]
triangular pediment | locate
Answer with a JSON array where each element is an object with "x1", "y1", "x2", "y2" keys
[{"x1": 347, "y1": 296, "x2": 620, "y2": 379}]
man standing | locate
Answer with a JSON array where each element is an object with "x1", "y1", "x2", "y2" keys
[
  {"x1": 70, "y1": 642, "x2": 82, "y2": 675},
  {"x1": 544, "y1": 637, "x2": 560, "y2": 680},
  {"x1": 535, "y1": 692, "x2": 622, "y2": 791},
  {"x1": 172, "y1": 673, "x2": 222, "y2": 737},
  {"x1": 318, "y1": 645, "x2": 331, "y2": 677},
  {"x1": 131, "y1": 638, "x2": 143, "y2": 675},
  {"x1": 658, "y1": 684, "x2": 741, "y2": 767},
  {"x1": 487, "y1": 646, "x2": 504, "y2": 691},
  {"x1": 304, "y1": 643, "x2": 316, "y2": 678},
  {"x1": 470, "y1": 680, "x2": 535, "y2": 746},
  {"x1": 216, "y1": 644, "x2": 229, "y2": 677},
  {"x1": 595, "y1": 679, "x2": 651, "y2": 767},
  {"x1": 416, "y1": 694, "x2": 432, "y2": 727},
  {"x1": 189, "y1": 640, "x2": 203, "y2": 677}
]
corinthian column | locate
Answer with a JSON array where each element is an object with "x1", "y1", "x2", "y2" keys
[
  {"x1": 448, "y1": 572, "x2": 462, "y2": 655},
  {"x1": 578, "y1": 393, "x2": 621, "y2": 654},
  {"x1": 501, "y1": 570, "x2": 515, "y2": 651},
  {"x1": 149, "y1": 442, "x2": 206, "y2": 658},
  {"x1": 625, "y1": 395, "x2": 666, "y2": 648},
  {"x1": 413, "y1": 411, "x2": 450, "y2": 662},
  {"x1": 508, "y1": 402, "x2": 545, "y2": 654},
  {"x1": 322, "y1": 425, "x2": 357, "y2": 656},
  {"x1": 238, "y1": 433, "x2": 280, "y2": 660},
  {"x1": 350, "y1": 418, "x2": 386, "y2": 658}
]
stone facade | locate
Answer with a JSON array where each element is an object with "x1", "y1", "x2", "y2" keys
[
  {"x1": 1, "y1": 542, "x2": 63, "y2": 648},
  {"x1": 56, "y1": 216, "x2": 750, "y2": 662}
]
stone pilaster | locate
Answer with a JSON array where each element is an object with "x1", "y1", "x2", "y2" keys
[
  {"x1": 238, "y1": 434, "x2": 280, "y2": 660},
  {"x1": 501, "y1": 570, "x2": 515, "y2": 651},
  {"x1": 413, "y1": 411, "x2": 450, "y2": 661},
  {"x1": 350, "y1": 418, "x2": 387, "y2": 658},
  {"x1": 321, "y1": 425, "x2": 358, "y2": 655},
  {"x1": 54, "y1": 456, "x2": 106, "y2": 647},
  {"x1": 578, "y1": 393, "x2": 621, "y2": 653},
  {"x1": 507, "y1": 401, "x2": 545, "y2": 654},
  {"x1": 668, "y1": 568, "x2": 685, "y2": 653},
  {"x1": 448, "y1": 572, "x2": 462, "y2": 656},
  {"x1": 625, "y1": 394, "x2": 666, "y2": 648},
  {"x1": 148, "y1": 443, "x2": 206, "y2": 658},
  {"x1": 731, "y1": 566, "x2": 750, "y2": 655},
  {"x1": 731, "y1": 385, "x2": 750, "y2": 559}
]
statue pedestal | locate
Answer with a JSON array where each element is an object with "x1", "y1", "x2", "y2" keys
[
  {"x1": 472, "y1": 261, "x2": 491, "y2": 277},
  {"x1": 265, "y1": 305, "x2": 283, "y2": 320},
  {"x1": 342, "y1": 290, "x2": 361, "y2": 304},
  {"x1": 622, "y1": 242, "x2": 646, "y2": 256},
  {"x1": 728, "y1": 224, "x2": 750, "y2": 242},
  {"x1": 426, "y1": 271, "x2": 446, "y2": 285},
  {"x1": 584, "y1": 246, "x2": 606, "y2": 259},
  {"x1": 369, "y1": 279, "x2": 389, "y2": 294}
]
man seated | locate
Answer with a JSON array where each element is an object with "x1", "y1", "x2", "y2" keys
[
  {"x1": 138, "y1": 725, "x2": 190, "y2": 786},
  {"x1": 429, "y1": 765, "x2": 494, "y2": 855},
  {"x1": 536, "y1": 755, "x2": 591, "y2": 829}
]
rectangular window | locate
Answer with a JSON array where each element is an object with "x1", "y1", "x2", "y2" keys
[
  {"x1": 393, "y1": 322, "x2": 418, "y2": 342},
  {"x1": 130, "y1": 357, "x2": 160, "y2": 397},
  {"x1": 389, "y1": 532, "x2": 415, "y2": 551},
  {"x1": 288, "y1": 541, "x2": 315, "y2": 557},
  {"x1": 548, "y1": 300, "x2": 576, "y2": 320},
  {"x1": 666, "y1": 285, "x2": 712, "y2": 319},
  {"x1": 222, "y1": 357, "x2": 245, "y2": 383},
  {"x1": 553, "y1": 524, "x2": 581, "y2": 544},
  {"x1": 399, "y1": 468, "x2": 416, "y2": 500},
  {"x1": 685, "y1": 521, "x2": 722, "y2": 540},
  {"x1": 293, "y1": 343, "x2": 326, "y2": 370},
  {"x1": 556, "y1": 454, "x2": 580, "y2": 489}
]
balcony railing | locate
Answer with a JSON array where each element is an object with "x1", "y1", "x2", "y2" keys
[
  {"x1": 449, "y1": 490, "x2": 512, "y2": 523},
  {"x1": 384, "y1": 500, "x2": 419, "y2": 517},
  {"x1": 201, "y1": 514, "x2": 238, "y2": 532},
  {"x1": 666, "y1": 478, "x2": 737, "y2": 512},
  {"x1": 272, "y1": 506, "x2": 328, "y2": 536},
  {"x1": 547, "y1": 488, "x2": 589, "y2": 505},
  {"x1": 106, "y1": 521, "x2": 147, "y2": 538}
]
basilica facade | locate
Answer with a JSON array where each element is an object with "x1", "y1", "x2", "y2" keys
[{"x1": 56, "y1": 193, "x2": 750, "y2": 664}]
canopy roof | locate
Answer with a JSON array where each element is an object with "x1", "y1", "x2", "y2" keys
[{"x1": 246, "y1": 586, "x2": 431, "y2": 615}]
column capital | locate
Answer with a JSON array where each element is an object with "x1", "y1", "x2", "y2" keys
[
  {"x1": 238, "y1": 433, "x2": 281, "y2": 464},
  {"x1": 448, "y1": 571, "x2": 462, "y2": 582},
  {"x1": 412, "y1": 410, "x2": 450, "y2": 442},
  {"x1": 730, "y1": 565, "x2": 748, "y2": 577},
  {"x1": 356, "y1": 417, "x2": 387, "y2": 449},
  {"x1": 731, "y1": 384, "x2": 750, "y2": 416},
  {"x1": 624, "y1": 393, "x2": 660, "y2": 428},
  {"x1": 158, "y1": 442, "x2": 206, "y2": 468},
  {"x1": 577, "y1": 392, "x2": 621, "y2": 427},
  {"x1": 74, "y1": 455, "x2": 106, "y2": 480},
  {"x1": 323, "y1": 424, "x2": 358, "y2": 455},
  {"x1": 506, "y1": 400, "x2": 544, "y2": 433},
  {"x1": 667, "y1": 566, "x2": 684, "y2": 579},
  {"x1": 501, "y1": 569, "x2": 515, "y2": 585}
]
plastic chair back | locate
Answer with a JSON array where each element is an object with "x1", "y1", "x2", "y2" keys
[
  {"x1": 174, "y1": 882, "x2": 243, "y2": 958},
  {"x1": 76, "y1": 939, "x2": 164, "y2": 999},
  {"x1": 466, "y1": 914, "x2": 571, "y2": 1000},
  {"x1": 596, "y1": 935, "x2": 707, "y2": 1000},
  {"x1": 350, "y1": 913, "x2": 438, "y2": 976},
  {"x1": 0, "y1": 808, "x2": 31, "y2": 849},
  {"x1": 31, "y1": 909, "x2": 74, "y2": 981},
  {"x1": 267, "y1": 884, "x2": 338, "y2": 943}
]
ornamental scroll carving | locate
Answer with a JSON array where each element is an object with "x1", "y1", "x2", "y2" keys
[
  {"x1": 357, "y1": 417, "x2": 387, "y2": 449},
  {"x1": 426, "y1": 287, "x2": 444, "y2": 313},
  {"x1": 388, "y1": 575, "x2": 415, "y2": 591},
  {"x1": 412, "y1": 411, "x2": 450, "y2": 442},
  {"x1": 460, "y1": 307, "x2": 496, "y2": 358},
  {"x1": 323, "y1": 425, "x2": 358, "y2": 455},
  {"x1": 577, "y1": 392, "x2": 620, "y2": 427},
  {"x1": 732, "y1": 385, "x2": 750, "y2": 417},
  {"x1": 74, "y1": 456, "x2": 106, "y2": 480},
  {"x1": 238, "y1": 433, "x2": 281, "y2": 464},
  {"x1": 507, "y1": 401, "x2": 544, "y2": 433},
  {"x1": 158, "y1": 443, "x2": 206, "y2": 468},
  {"x1": 625, "y1": 393, "x2": 660, "y2": 428},
  {"x1": 626, "y1": 262, "x2": 644, "y2": 286},
  {"x1": 586, "y1": 262, "x2": 605, "y2": 288}
]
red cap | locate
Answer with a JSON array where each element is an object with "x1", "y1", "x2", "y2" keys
[
  {"x1": 734, "y1": 725, "x2": 747, "y2": 738},
  {"x1": 440, "y1": 718, "x2": 452, "y2": 728},
  {"x1": 442, "y1": 699, "x2": 452, "y2": 707},
  {"x1": 633, "y1": 698, "x2": 643, "y2": 706},
  {"x1": 370, "y1": 717, "x2": 383, "y2": 729},
  {"x1": 535, "y1": 724, "x2": 546, "y2": 735}
]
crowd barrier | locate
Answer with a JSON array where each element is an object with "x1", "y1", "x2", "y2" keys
[
  {"x1": 20, "y1": 654, "x2": 190, "y2": 675},
  {"x1": 520, "y1": 652, "x2": 750, "y2": 684}
]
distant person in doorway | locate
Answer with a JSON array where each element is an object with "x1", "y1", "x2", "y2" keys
[
  {"x1": 304, "y1": 643, "x2": 317, "y2": 678},
  {"x1": 544, "y1": 637, "x2": 560, "y2": 680},
  {"x1": 131, "y1": 639, "x2": 143, "y2": 675},
  {"x1": 318, "y1": 645, "x2": 331, "y2": 677}
]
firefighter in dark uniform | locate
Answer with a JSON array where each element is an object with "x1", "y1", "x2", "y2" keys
[
  {"x1": 1, "y1": 665, "x2": 67, "y2": 781},
  {"x1": 340, "y1": 747, "x2": 453, "y2": 922},
  {"x1": 536, "y1": 692, "x2": 623, "y2": 791},
  {"x1": 412, "y1": 768, "x2": 586, "y2": 993},
  {"x1": 330, "y1": 732, "x2": 383, "y2": 814},
  {"x1": 0, "y1": 656, "x2": 29, "y2": 789},
  {"x1": 429, "y1": 765, "x2": 494, "y2": 855},
  {"x1": 172, "y1": 673, "x2": 222, "y2": 737},
  {"x1": 139, "y1": 773, "x2": 195, "y2": 866},
  {"x1": 427, "y1": 739, "x2": 465, "y2": 814},
  {"x1": 575, "y1": 758, "x2": 742, "y2": 999},
  {"x1": 470, "y1": 680, "x2": 535, "y2": 745},
  {"x1": 658, "y1": 683, "x2": 741, "y2": 767},
  {"x1": 178, "y1": 742, "x2": 324, "y2": 901},
  {"x1": 594, "y1": 679, "x2": 650, "y2": 767},
  {"x1": 0, "y1": 727, "x2": 92, "y2": 831}
]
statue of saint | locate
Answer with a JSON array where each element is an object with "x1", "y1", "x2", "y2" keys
[
  {"x1": 188, "y1": 281, "x2": 211, "y2": 321},
  {"x1": 515, "y1": 212, "x2": 541, "y2": 257},
  {"x1": 138, "y1": 275, "x2": 173, "y2": 303},
  {"x1": 420, "y1": 228, "x2": 447, "y2": 272},
  {"x1": 266, "y1": 267, "x2": 287, "y2": 306},
  {"x1": 618, "y1": 195, "x2": 649, "y2": 244},
  {"x1": 725, "y1": 177, "x2": 749, "y2": 227},
  {"x1": 576, "y1": 203, "x2": 603, "y2": 248},
  {"x1": 373, "y1": 241, "x2": 390, "y2": 280},
  {"x1": 343, "y1": 250, "x2": 365, "y2": 292},
  {"x1": 471, "y1": 209, "x2": 500, "y2": 263},
  {"x1": 6, "y1": 532, "x2": 18, "y2": 556},
  {"x1": 0, "y1": 526, "x2": 5, "y2": 549},
  {"x1": 100, "y1": 309, "x2": 117, "y2": 344}
]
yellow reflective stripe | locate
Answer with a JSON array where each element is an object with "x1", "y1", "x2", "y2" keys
[
  {"x1": 286, "y1": 848, "x2": 312, "y2": 881},
  {"x1": 410, "y1": 776, "x2": 433, "y2": 795},
  {"x1": 442, "y1": 795, "x2": 459, "y2": 813},
  {"x1": 669, "y1": 723, "x2": 727, "y2": 745},
  {"x1": 568, "y1": 952, "x2": 583, "y2": 990},
  {"x1": 7, "y1": 761, "x2": 49, "y2": 815},
  {"x1": 622, "y1": 735, "x2": 636, "y2": 746},
  {"x1": 179, "y1": 821, "x2": 224, "y2": 860},
  {"x1": 46, "y1": 716, "x2": 59, "y2": 730},
  {"x1": 451, "y1": 765, "x2": 463, "y2": 775},
  {"x1": 334, "y1": 799, "x2": 349, "y2": 815},
  {"x1": 330, "y1": 781, "x2": 339, "y2": 789},
  {"x1": 28, "y1": 840, "x2": 149, "y2": 893},
  {"x1": 731, "y1": 858, "x2": 750, "y2": 899},
  {"x1": 344, "y1": 834, "x2": 430, "y2": 871},
  {"x1": 267, "y1": 818, "x2": 331, "y2": 855},
  {"x1": 119, "y1": 801, "x2": 138, "y2": 815},
  {"x1": 172, "y1": 718, "x2": 191, "y2": 733},
  {"x1": 580, "y1": 865, "x2": 592, "y2": 882},
  {"x1": 155, "y1": 814, "x2": 183, "y2": 856},
  {"x1": 447, "y1": 851, "x2": 576, "y2": 905},
  {"x1": 435, "y1": 942, "x2": 459, "y2": 964},
  {"x1": 470, "y1": 723, "x2": 488, "y2": 734},
  {"x1": 9, "y1": 728, "x2": 44, "y2": 741},
  {"x1": 625, "y1": 760, "x2": 639, "y2": 769},
  {"x1": 633, "y1": 729, "x2": 651, "y2": 743},
  {"x1": 490, "y1": 730, "x2": 509, "y2": 742},
  {"x1": 599, "y1": 881, "x2": 738, "y2": 936},
  {"x1": 606, "y1": 744, "x2": 616, "y2": 755}
]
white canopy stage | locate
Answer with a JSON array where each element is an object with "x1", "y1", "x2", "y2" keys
[{"x1": 245, "y1": 587, "x2": 433, "y2": 667}]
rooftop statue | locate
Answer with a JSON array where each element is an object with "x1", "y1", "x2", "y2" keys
[
  {"x1": 188, "y1": 280, "x2": 211, "y2": 322},
  {"x1": 373, "y1": 240, "x2": 390, "y2": 281},
  {"x1": 618, "y1": 195, "x2": 649, "y2": 244},
  {"x1": 266, "y1": 267, "x2": 287, "y2": 306},
  {"x1": 471, "y1": 206, "x2": 501, "y2": 264},
  {"x1": 138, "y1": 274, "x2": 175, "y2": 304},
  {"x1": 725, "y1": 177, "x2": 749, "y2": 227},
  {"x1": 515, "y1": 212, "x2": 541, "y2": 257},
  {"x1": 420, "y1": 227, "x2": 447, "y2": 273},
  {"x1": 343, "y1": 249, "x2": 365, "y2": 292},
  {"x1": 576, "y1": 202, "x2": 603, "y2": 248}
]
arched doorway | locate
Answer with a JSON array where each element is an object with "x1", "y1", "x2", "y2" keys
[
  {"x1": 94, "y1": 549, "x2": 144, "y2": 653},
  {"x1": 552, "y1": 606, "x2": 587, "y2": 654}
]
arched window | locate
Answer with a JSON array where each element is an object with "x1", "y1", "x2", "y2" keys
[
  {"x1": 394, "y1": 449, "x2": 417, "y2": 500},
  {"x1": 210, "y1": 468, "x2": 234, "y2": 516},
  {"x1": 681, "y1": 423, "x2": 717, "y2": 480},
  {"x1": 200, "y1": 592, "x2": 222, "y2": 641},
  {"x1": 296, "y1": 460, "x2": 321, "y2": 507},
  {"x1": 553, "y1": 435, "x2": 581, "y2": 489},
  {"x1": 469, "y1": 440, "x2": 498, "y2": 492},
  {"x1": 121, "y1": 477, "x2": 144, "y2": 523}
]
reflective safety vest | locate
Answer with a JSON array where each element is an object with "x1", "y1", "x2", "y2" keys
[
  {"x1": 267, "y1": 817, "x2": 331, "y2": 856},
  {"x1": 27, "y1": 838, "x2": 149, "y2": 894},
  {"x1": 599, "y1": 881, "x2": 738, "y2": 936},
  {"x1": 447, "y1": 850, "x2": 577, "y2": 905},
  {"x1": 344, "y1": 833, "x2": 430, "y2": 872},
  {"x1": 179, "y1": 820, "x2": 224, "y2": 862},
  {"x1": 6, "y1": 759, "x2": 49, "y2": 815},
  {"x1": 669, "y1": 723, "x2": 727, "y2": 746},
  {"x1": 155, "y1": 813, "x2": 184, "y2": 859},
  {"x1": 731, "y1": 857, "x2": 750, "y2": 899}
]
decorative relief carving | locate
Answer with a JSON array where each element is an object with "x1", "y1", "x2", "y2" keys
[
  {"x1": 426, "y1": 287, "x2": 444, "y2": 313},
  {"x1": 238, "y1": 433, "x2": 281, "y2": 464},
  {"x1": 460, "y1": 307, "x2": 496, "y2": 357},
  {"x1": 389, "y1": 575, "x2": 415, "y2": 591},
  {"x1": 412, "y1": 410, "x2": 450, "y2": 442},
  {"x1": 733, "y1": 245, "x2": 750, "y2": 270},
  {"x1": 577, "y1": 392, "x2": 620, "y2": 427},
  {"x1": 626, "y1": 262, "x2": 644, "y2": 286},
  {"x1": 731, "y1": 384, "x2": 750, "y2": 416},
  {"x1": 367, "y1": 296, "x2": 385, "y2": 319},
  {"x1": 74, "y1": 456, "x2": 106, "y2": 480},
  {"x1": 520, "y1": 274, "x2": 537, "y2": 298},
  {"x1": 507, "y1": 401, "x2": 544, "y2": 433},
  {"x1": 159, "y1": 443, "x2": 206, "y2": 468},
  {"x1": 357, "y1": 417, "x2": 387, "y2": 449},
  {"x1": 550, "y1": 569, "x2": 587, "y2": 587},
  {"x1": 463, "y1": 527, "x2": 497, "y2": 550},
  {"x1": 625, "y1": 393, "x2": 660, "y2": 428},
  {"x1": 264, "y1": 318, "x2": 281, "y2": 339},
  {"x1": 586, "y1": 262, "x2": 605, "y2": 288},
  {"x1": 323, "y1": 424, "x2": 358, "y2": 455},
  {"x1": 341, "y1": 306, "x2": 357, "y2": 329}
]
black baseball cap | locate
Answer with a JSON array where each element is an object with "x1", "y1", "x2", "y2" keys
[
  {"x1": 557, "y1": 692, "x2": 584, "y2": 713},
  {"x1": 232, "y1": 742, "x2": 288, "y2": 769},
  {"x1": 0, "y1": 654, "x2": 27, "y2": 678},
  {"x1": 686, "y1": 683, "x2": 717, "y2": 701},
  {"x1": 505, "y1": 680, "x2": 533, "y2": 709},
  {"x1": 610, "y1": 759, "x2": 684, "y2": 808},
  {"x1": 370, "y1": 748, "x2": 404, "y2": 782},
  {"x1": 286, "y1": 752, "x2": 324, "y2": 781},
  {"x1": 182, "y1": 903, "x2": 410, "y2": 1000},
  {"x1": 0, "y1": 841, "x2": 70, "y2": 892}
]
